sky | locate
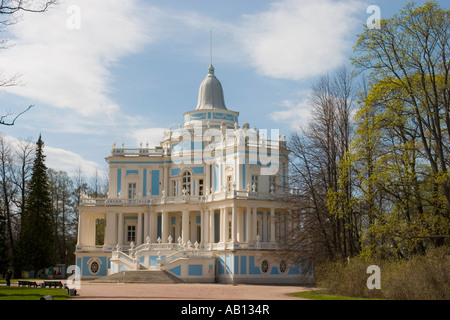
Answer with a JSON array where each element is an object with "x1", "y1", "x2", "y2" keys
[{"x1": 0, "y1": 0, "x2": 448, "y2": 179}]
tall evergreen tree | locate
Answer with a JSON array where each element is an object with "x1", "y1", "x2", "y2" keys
[{"x1": 17, "y1": 135, "x2": 53, "y2": 277}]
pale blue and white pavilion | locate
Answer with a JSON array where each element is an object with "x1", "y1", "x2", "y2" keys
[{"x1": 75, "y1": 65, "x2": 313, "y2": 284}]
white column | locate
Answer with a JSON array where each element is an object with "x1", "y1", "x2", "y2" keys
[
  {"x1": 190, "y1": 213, "x2": 196, "y2": 243},
  {"x1": 105, "y1": 212, "x2": 117, "y2": 247},
  {"x1": 246, "y1": 206, "x2": 251, "y2": 243},
  {"x1": 137, "y1": 212, "x2": 143, "y2": 245},
  {"x1": 270, "y1": 208, "x2": 276, "y2": 243},
  {"x1": 162, "y1": 211, "x2": 168, "y2": 243},
  {"x1": 209, "y1": 209, "x2": 215, "y2": 244},
  {"x1": 231, "y1": 206, "x2": 237, "y2": 242},
  {"x1": 220, "y1": 207, "x2": 226, "y2": 243},
  {"x1": 163, "y1": 165, "x2": 169, "y2": 196},
  {"x1": 252, "y1": 207, "x2": 257, "y2": 242},
  {"x1": 150, "y1": 211, "x2": 157, "y2": 243},
  {"x1": 236, "y1": 208, "x2": 242, "y2": 242},
  {"x1": 90, "y1": 215, "x2": 96, "y2": 245},
  {"x1": 143, "y1": 212, "x2": 149, "y2": 243},
  {"x1": 175, "y1": 215, "x2": 181, "y2": 241},
  {"x1": 219, "y1": 208, "x2": 223, "y2": 242},
  {"x1": 206, "y1": 165, "x2": 210, "y2": 194},
  {"x1": 263, "y1": 211, "x2": 267, "y2": 242},
  {"x1": 182, "y1": 210, "x2": 190, "y2": 244},
  {"x1": 201, "y1": 209, "x2": 208, "y2": 244},
  {"x1": 76, "y1": 212, "x2": 83, "y2": 245},
  {"x1": 118, "y1": 212, "x2": 124, "y2": 246},
  {"x1": 85, "y1": 215, "x2": 91, "y2": 245}
]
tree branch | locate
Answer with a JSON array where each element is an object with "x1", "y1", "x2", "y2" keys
[{"x1": 0, "y1": 104, "x2": 33, "y2": 126}]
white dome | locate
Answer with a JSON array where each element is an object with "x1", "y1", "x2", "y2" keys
[{"x1": 196, "y1": 65, "x2": 227, "y2": 110}]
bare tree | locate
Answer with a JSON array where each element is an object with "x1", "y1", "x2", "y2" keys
[
  {"x1": 12, "y1": 138, "x2": 33, "y2": 216},
  {"x1": 285, "y1": 66, "x2": 359, "y2": 263},
  {"x1": 0, "y1": 0, "x2": 59, "y2": 30},
  {"x1": 0, "y1": 135, "x2": 17, "y2": 256},
  {"x1": 72, "y1": 167, "x2": 87, "y2": 206}
]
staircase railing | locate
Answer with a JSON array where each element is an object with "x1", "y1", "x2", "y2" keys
[
  {"x1": 160, "y1": 249, "x2": 214, "y2": 267},
  {"x1": 111, "y1": 242, "x2": 215, "y2": 273},
  {"x1": 111, "y1": 250, "x2": 140, "y2": 270}
]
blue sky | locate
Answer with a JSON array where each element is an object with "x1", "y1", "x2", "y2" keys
[{"x1": 0, "y1": 0, "x2": 447, "y2": 178}]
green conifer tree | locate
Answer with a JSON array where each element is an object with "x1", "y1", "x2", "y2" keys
[{"x1": 17, "y1": 135, "x2": 53, "y2": 277}]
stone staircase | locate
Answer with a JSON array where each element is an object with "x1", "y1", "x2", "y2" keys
[{"x1": 92, "y1": 270, "x2": 184, "y2": 284}]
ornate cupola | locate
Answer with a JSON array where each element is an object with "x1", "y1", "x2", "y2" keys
[
  {"x1": 196, "y1": 65, "x2": 227, "y2": 110},
  {"x1": 183, "y1": 65, "x2": 239, "y2": 128}
]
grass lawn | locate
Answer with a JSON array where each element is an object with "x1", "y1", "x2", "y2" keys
[
  {"x1": 0, "y1": 280, "x2": 69, "y2": 300},
  {"x1": 291, "y1": 290, "x2": 384, "y2": 300}
]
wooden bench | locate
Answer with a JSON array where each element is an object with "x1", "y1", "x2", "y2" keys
[
  {"x1": 18, "y1": 280, "x2": 39, "y2": 288},
  {"x1": 43, "y1": 280, "x2": 63, "y2": 289}
]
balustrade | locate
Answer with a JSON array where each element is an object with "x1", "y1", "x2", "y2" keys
[{"x1": 79, "y1": 190, "x2": 280, "y2": 207}]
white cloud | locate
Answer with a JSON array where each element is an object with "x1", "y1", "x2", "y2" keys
[
  {"x1": 0, "y1": 0, "x2": 153, "y2": 117},
  {"x1": 129, "y1": 128, "x2": 168, "y2": 149},
  {"x1": 270, "y1": 96, "x2": 312, "y2": 130},
  {"x1": 3, "y1": 134, "x2": 102, "y2": 177},
  {"x1": 236, "y1": 0, "x2": 364, "y2": 80},
  {"x1": 45, "y1": 145, "x2": 105, "y2": 178}
]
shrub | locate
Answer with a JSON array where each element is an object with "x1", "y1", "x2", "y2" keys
[
  {"x1": 314, "y1": 246, "x2": 450, "y2": 300},
  {"x1": 382, "y1": 247, "x2": 450, "y2": 300}
]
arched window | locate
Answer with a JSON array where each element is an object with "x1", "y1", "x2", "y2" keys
[{"x1": 182, "y1": 171, "x2": 192, "y2": 195}]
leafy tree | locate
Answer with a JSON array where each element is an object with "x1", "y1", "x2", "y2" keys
[
  {"x1": 16, "y1": 135, "x2": 53, "y2": 276},
  {"x1": 352, "y1": 1, "x2": 450, "y2": 255},
  {"x1": 287, "y1": 2, "x2": 449, "y2": 263}
]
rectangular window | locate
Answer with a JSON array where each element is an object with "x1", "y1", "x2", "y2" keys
[
  {"x1": 127, "y1": 225, "x2": 136, "y2": 243},
  {"x1": 198, "y1": 179, "x2": 204, "y2": 196},
  {"x1": 172, "y1": 180, "x2": 177, "y2": 197},
  {"x1": 182, "y1": 172, "x2": 191, "y2": 195},
  {"x1": 128, "y1": 183, "x2": 136, "y2": 199},
  {"x1": 251, "y1": 175, "x2": 258, "y2": 192}
]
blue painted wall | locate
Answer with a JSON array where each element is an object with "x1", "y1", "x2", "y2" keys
[
  {"x1": 248, "y1": 256, "x2": 261, "y2": 275},
  {"x1": 218, "y1": 255, "x2": 225, "y2": 274},
  {"x1": 169, "y1": 265, "x2": 181, "y2": 276},
  {"x1": 240, "y1": 256, "x2": 247, "y2": 275},
  {"x1": 79, "y1": 256, "x2": 109, "y2": 277},
  {"x1": 151, "y1": 170, "x2": 160, "y2": 195},
  {"x1": 188, "y1": 265, "x2": 203, "y2": 276}
]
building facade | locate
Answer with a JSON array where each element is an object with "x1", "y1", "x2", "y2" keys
[{"x1": 75, "y1": 65, "x2": 313, "y2": 285}]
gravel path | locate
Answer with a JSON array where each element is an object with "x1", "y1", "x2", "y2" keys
[{"x1": 70, "y1": 281, "x2": 311, "y2": 300}]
